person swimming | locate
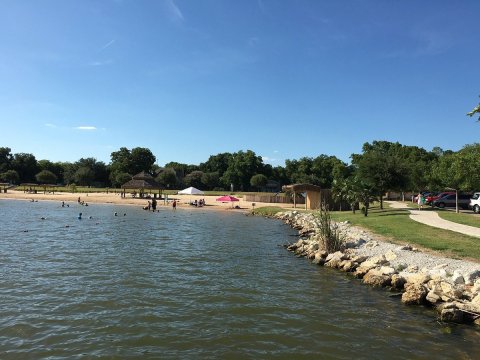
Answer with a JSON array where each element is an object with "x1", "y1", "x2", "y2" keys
[{"x1": 78, "y1": 213, "x2": 82, "y2": 220}]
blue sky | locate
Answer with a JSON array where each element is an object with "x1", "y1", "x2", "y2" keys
[{"x1": 1, "y1": 0, "x2": 479, "y2": 167}]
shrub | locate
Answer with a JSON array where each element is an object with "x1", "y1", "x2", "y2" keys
[{"x1": 316, "y1": 202, "x2": 344, "y2": 253}]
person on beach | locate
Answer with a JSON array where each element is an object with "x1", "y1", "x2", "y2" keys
[
  {"x1": 172, "y1": 200, "x2": 177, "y2": 210},
  {"x1": 151, "y1": 198, "x2": 157, "y2": 212}
]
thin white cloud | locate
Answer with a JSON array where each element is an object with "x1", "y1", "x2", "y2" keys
[
  {"x1": 75, "y1": 126, "x2": 97, "y2": 131},
  {"x1": 44, "y1": 123, "x2": 57, "y2": 128},
  {"x1": 166, "y1": 0, "x2": 184, "y2": 22},
  {"x1": 262, "y1": 156, "x2": 278, "y2": 164},
  {"x1": 100, "y1": 39, "x2": 115, "y2": 51},
  {"x1": 88, "y1": 60, "x2": 113, "y2": 67}
]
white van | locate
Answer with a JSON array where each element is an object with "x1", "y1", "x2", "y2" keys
[{"x1": 468, "y1": 192, "x2": 480, "y2": 213}]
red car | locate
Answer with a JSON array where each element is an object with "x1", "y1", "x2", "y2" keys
[{"x1": 425, "y1": 191, "x2": 455, "y2": 205}]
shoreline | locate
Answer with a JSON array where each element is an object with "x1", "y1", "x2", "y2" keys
[
  {"x1": 0, "y1": 190, "x2": 295, "y2": 213},
  {"x1": 273, "y1": 210, "x2": 480, "y2": 326}
]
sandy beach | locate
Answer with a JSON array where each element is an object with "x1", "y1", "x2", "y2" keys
[{"x1": 0, "y1": 189, "x2": 295, "y2": 212}]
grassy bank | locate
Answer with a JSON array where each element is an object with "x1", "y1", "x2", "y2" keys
[
  {"x1": 437, "y1": 211, "x2": 480, "y2": 228},
  {"x1": 328, "y1": 205, "x2": 480, "y2": 261}
]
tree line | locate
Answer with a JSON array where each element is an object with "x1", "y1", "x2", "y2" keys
[{"x1": 1, "y1": 141, "x2": 480, "y2": 200}]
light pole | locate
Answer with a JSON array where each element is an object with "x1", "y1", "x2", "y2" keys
[{"x1": 446, "y1": 187, "x2": 459, "y2": 213}]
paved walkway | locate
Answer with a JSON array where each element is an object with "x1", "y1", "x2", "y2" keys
[{"x1": 386, "y1": 201, "x2": 480, "y2": 238}]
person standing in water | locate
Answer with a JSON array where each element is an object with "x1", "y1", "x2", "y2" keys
[{"x1": 172, "y1": 200, "x2": 177, "y2": 210}]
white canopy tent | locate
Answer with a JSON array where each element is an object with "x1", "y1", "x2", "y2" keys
[{"x1": 177, "y1": 187, "x2": 204, "y2": 195}]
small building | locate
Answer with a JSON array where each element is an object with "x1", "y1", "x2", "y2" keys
[
  {"x1": 282, "y1": 183, "x2": 340, "y2": 210},
  {"x1": 121, "y1": 171, "x2": 164, "y2": 198}
]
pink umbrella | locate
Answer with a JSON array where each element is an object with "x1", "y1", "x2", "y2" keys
[{"x1": 216, "y1": 195, "x2": 240, "y2": 207}]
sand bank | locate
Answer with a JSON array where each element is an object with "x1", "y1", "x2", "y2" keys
[{"x1": 0, "y1": 190, "x2": 295, "y2": 212}]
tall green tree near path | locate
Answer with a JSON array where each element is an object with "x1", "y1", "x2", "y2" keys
[
  {"x1": 432, "y1": 143, "x2": 480, "y2": 191},
  {"x1": 35, "y1": 170, "x2": 57, "y2": 184},
  {"x1": 352, "y1": 141, "x2": 408, "y2": 209}
]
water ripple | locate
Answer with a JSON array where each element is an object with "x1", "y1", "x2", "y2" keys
[{"x1": 0, "y1": 200, "x2": 479, "y2": 359}]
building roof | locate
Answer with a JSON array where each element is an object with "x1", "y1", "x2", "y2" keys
[
  {"x1": 121, "y1": 171, "x2": 163, "y2": 190},
  {"x1": 282, "y1": 183, "x2": 323, "y2": 193}
]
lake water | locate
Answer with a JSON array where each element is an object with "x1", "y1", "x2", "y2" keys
[{"x1": 0, "y1": 199, "x2": 479, "y2": 359}]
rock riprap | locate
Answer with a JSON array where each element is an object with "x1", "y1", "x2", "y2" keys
[{"x1": 277, "y1": 210, "x2": 480, "y2": 325}]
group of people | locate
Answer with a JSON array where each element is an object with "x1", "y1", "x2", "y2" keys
[
  {"x1": 77, "y1": 197, "x2": 89, "y2": 206},
  {"x1": 144, "y1": 198, "x2": 158, "y2": 211},
  {"x1": 189, "y1": 199, "x2": 206, "y2": 207}
]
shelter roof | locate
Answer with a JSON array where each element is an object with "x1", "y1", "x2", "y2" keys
[
  {"x1": 282, "y1": 183, "x2": 322, "y2": 193},
  {"x1": 121, "y1": 178, "x2": 163, "y2": 190},
  {"x1": 132, "y1": 171, "x2": 155, "y2": 181}
]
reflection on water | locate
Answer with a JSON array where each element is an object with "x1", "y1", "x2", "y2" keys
[{"x1": 0, "y1": 199, "x2": 479, "y2": 359}]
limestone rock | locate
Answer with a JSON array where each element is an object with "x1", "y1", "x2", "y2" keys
[
  {"x1": 451, "y1": 271, "x2": 465, "y2": 285},
  {"x1": 406, "y1": 265, "x2": 419, "y2": 273},
  {"x1": 426, "y1": 290, "x2": 441, "y2": 305},
  {"x1": 363, "y1": 269, "x2": 392, "y2": 287},
  {"x1": 404, "y1": 273, "x2": 431, "y2": 285},
  {"x1": 385, "y1": 250, "x2": 397, "y2": 262},
  {"x1": 464, "y1": 270, "x2": 480, "y2": 285},
  {"x1": 340, "y1": 260, "x2": 357, "y2": 272},
  {"x1": 379, "y1": 266, "x2": 396, "y2": 276},
  {"x1": 440, "y1": 308, "x2": 465, "y2": 323},
  {"x1": 391, "y1": 274, "x2": 406, "y2": 290},
  {"x1": 402, "y1": 283, "x2": 428, "y2": 305},
  {"x1": 351, "y1": 255, "x2": 369, "y2": 263},
  {"x1": 365, "y1": 241, "x2": 379, "y2": 249}
]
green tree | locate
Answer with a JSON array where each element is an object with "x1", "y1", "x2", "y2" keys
[
  {"x1": 467, "y1": 97, "x2": 480, "y2": 121},
  {"x1": 352, "y1": 141, "x2": 408, "y2": 209},
  {"x1": 184, "y1": 171, "x2": 204, "y2": 189},
  {"x1": 0, "y1": 169, "x2": 19, "y2": 184},
  {"x1": 35, "y1": 170, "x2": 57, "y2": 184},
  {"x1": 113, "y1": 172, "x2": 132, "y2": 187},
  {"x1": 221, "y1": 150, "x2": 264, "y2": 191},
  {"x1": 199, "y1": 153, "x2": 233, "y2": 177},
  {"x1": 38, "y1": 160, "x2": 65, "y2": 184},
  {"x1": 130, "y1": 147, "x2": 156, "y2": 175},
  {"x1": 74, "y1": 167, "x2": 95, "y2": 186},
  {"x1": 156, "y1": 168, "x2": 178, "y2": 189},
  {"x1": 0, "y1": 147, "x2": 13, "y2": 173},
  {"x1": 250, "y1": 174, "x2": 268, "y2": 190},
  {"x1": 201, "y1": 172, "x2": 220, "y2": 190},
  {"x1": 12, "y1": 153, "x2": 38, "y2": 183}
]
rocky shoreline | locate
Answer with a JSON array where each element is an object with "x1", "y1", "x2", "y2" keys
[{"x1": 274, "y1": 210, "x2": 480, "y2": 325}]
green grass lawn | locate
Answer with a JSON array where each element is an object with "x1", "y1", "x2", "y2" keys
[
  {"x1": 329, "y1": 204, "x2": 480, "y2": 260},
  {"x1": 437, "y1": 210, "x2": 480, "y2": 228}
]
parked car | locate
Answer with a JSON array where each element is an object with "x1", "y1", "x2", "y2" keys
[
  {"x1": 413, "y1": 191, "x2": 435, "y2": 203},
  {"x1": 425, "y1": 191, "x2": 454, "y2": 205},
  {"x1": 468, "y1": 192, "x2": 480, "y2": 213},
  {"x1": 432, "y1": 194, "x2": 472, "y2": 209}
]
